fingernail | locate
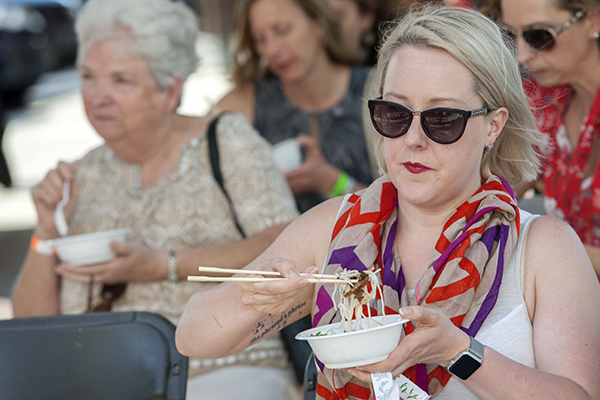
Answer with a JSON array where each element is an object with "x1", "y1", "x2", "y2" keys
[
  {"x1": 289, "y1": 269, "x2": 299, "y2": 277},
  {"x1": 348, "y1": 369, "x2": 356, "y2": 376},
  {"x1": 400, "y1": 307, "x2": 412, "y2": 317}
]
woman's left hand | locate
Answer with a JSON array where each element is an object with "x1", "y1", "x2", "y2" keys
[
  {"x1": 347, "y1": 306, "x2": 470, "y2": 382},
  {"x1": 285, "y1": 134, "x2": 339, "y2": 195},
  {"x1": 55, "y1": 241, "x2": 163, "y2": 284}
]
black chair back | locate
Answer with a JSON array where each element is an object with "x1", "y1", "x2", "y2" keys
[
  {"x1": 304, "y1": 351, "x2": 318, "y2": 400},
  {"x1": 0, "y1": 311, "x2": 188, "y2": 400}
]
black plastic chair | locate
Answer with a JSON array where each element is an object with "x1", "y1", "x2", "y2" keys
[
  {"x1": 304, "y1": 352, "x2": 318, "y2": 400},
  {"x1": 0, "y1": 311, "x2": 188, "y2": 400}
]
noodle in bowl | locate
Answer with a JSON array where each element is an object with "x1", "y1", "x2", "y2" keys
[
  {"x1": 295, "y1": 314, "x2": 408, "y2": 369},
  {"x1": 296, "y1": 268, "x2": 408, "y2": 368}
]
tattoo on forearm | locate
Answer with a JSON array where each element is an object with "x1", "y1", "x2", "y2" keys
[{"x1": 250, "y1": 301, "x2": 307, "y2": 344}]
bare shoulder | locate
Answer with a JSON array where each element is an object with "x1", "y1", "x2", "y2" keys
[
  {"x1": 522, "y1": 218, "x2": 600, "y2": 396},
  {"x1": 523, "y1": 215, "x2": 598, "y2": 316},
  {"x1": 525, "y1": 216, "x2": 593, "y2": 292},
  {"x1": 215, "y1": 83, "x2": 255, "y2": 125},
  {"x1": 525, "y1": 215, "x2": 591, "y2": 274}
]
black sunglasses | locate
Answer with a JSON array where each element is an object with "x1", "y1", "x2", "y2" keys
[
  {"x1": 503, "y1": 9, "x2": 586, "y2": 52},
  {"x1": 368, "y1": 98, "x2": 491, "y2": 145}
]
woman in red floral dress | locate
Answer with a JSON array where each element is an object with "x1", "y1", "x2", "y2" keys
[{"x1": 498, "y1": 0, "x2": 600, "y2": 276}]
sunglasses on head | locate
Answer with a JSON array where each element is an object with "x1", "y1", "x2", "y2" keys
[
  {"x1": 503, "y1": 9, "x2": 586, "y2": 52},
  {"x1": 368, "y1": 98, "x2": 491, "y2": 145}
]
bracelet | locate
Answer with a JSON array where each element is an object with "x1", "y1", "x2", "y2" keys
[
  {"x1": 30, "y1": 235, "x2": 56, "y2": 256},
  {"x1": 167, "y1": 250, "x2": 179, "y2": 282},
  {"x1": 330, "y1": 172, "x2": 356, "y2": 198}
]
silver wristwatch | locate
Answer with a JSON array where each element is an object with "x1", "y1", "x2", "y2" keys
[
  {"x1": 447, "y1": 336, "x2": 484, "y2": 380},
  {"x1": 167, "y1": 250, "x2": 179, "y2": 282}
]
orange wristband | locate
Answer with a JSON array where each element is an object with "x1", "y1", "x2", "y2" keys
[{"x1": 30, "y1": 235, "x2": 56, "y2": 256}]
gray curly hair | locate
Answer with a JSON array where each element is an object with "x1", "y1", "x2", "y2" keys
[{"x1": 75, "y1": 0, "x2": 199, "y2": 89}]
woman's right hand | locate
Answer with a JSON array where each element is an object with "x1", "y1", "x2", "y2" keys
[
  {"x1": 239, "y1": 258, "x2": 318, "y2": 315},
  {"x1": 31, "y1": 161, "x2": 77, "y2": 239}
]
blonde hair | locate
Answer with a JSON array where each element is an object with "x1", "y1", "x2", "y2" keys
[
  {"x1": 373, "y1": 4, "x2": 546, "y2": 185},
  {"x1": 230, "y1": 0, "x2": 354, "y2": 87}
]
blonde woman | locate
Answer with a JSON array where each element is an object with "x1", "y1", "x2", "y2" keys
[{"x1": 178, "y1": 5, "x2": 600, "y2": 400}]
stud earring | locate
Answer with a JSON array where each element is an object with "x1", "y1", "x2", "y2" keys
[
  {"x1": 486, "y1": 143, "x2": 494, "y2": 151},
  {"x1": 594, "y1": 32, "x2": 600, "y2": 39}
]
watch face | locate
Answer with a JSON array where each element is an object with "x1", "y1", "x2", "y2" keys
[{"x1": 450, "y1": 354, "x2": 481, "y2": 380}]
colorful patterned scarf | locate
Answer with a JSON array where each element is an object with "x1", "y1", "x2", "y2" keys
[{"x1": 313, "y1": 174, "x2": 520, "y2": 399}]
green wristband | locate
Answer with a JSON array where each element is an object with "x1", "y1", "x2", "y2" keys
[{"x1": 330, "y1": 172, "x2": 349, "y2": 198}]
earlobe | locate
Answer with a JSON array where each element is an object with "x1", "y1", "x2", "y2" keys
[
  {"x1": 586, "y1": 9, "x2": 600, "y2": 39},
  {"x1": 167, "y1": 76, "x2": 183, "y2": 112},
  {"x1": 487, "y1": 107, "x2": 508, "y2": 145}
]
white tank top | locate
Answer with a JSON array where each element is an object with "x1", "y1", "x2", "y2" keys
[{"x1": 435, "y1": 210, "x2": 537, "y2": 399}]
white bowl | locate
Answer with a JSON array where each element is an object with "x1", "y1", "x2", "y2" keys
[
  {"x1": 295, "y1": 314, "x2": 408, "y2": 369},
  {"x1": 47, "y1": 228, "x2": 131, "y2": 265}
]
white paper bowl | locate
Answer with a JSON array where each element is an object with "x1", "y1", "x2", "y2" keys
[
  {"x1": 47, "y1": 228, "x2": 131, "y2": 266},
  {"x1": 295, "y1": 314, "x2": 408, "y2": 369}
]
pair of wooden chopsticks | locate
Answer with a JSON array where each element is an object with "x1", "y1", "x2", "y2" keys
[{"x1": 187, "y1": 266, "x2": 356, "y2": 284}]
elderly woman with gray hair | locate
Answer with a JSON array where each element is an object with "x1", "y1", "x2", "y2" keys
[{"x1": 11, "y1": 0, "x2": 300, "y2": 398}]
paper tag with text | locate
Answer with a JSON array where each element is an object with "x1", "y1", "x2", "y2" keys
[{"x1": 372, "y1": 372, "x2": 398, "y2": 400}]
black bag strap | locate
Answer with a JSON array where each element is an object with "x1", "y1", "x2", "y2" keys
[
  {"x1": 207, "y1": 114, "x2": 247, "y2": 238},
  {"x1": 209, "y1": 114, "x2": 310, "y2": 384}
]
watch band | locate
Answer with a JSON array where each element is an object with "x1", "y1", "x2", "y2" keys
[
  {"x1": 167, "y1": 250, "x2": 179, "y2": 282},
  {"x1": 30, "y1": 235, "x2": 56, "y2": 256},
  {"x1": 447, "y1": 336, "x2": 484, "y2": 380}
]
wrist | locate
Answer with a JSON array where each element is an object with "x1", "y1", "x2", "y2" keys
[
  {"x1": 319, "y1": 165, "x2": 340, "y2": 195},
  {"x1": 328, "y1": 171, "x2": 356, "y2": 198},
  {"x1": 441, "y1": 329, "x2": 471, "y2": 368},
  {"x1": 30, "y1": 235, "x2": 57, "y2": 257},
  {"x1": 446, "y1": 335, "x2": 484, "y2": 380},
  {"x1": 33, "y1": 226, "x2": 58, "y2": 241},
  {"x1": 167, "y1": 250, "x2": 179, "y2": 282}
]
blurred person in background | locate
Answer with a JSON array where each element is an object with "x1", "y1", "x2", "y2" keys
[
  {"x1": 217, "y1": 0, "x2": 380, "y2": 214},
  {"x1": 485, "y1": 0, "x2": 600, "y2": 277},
  {"x1": 11, "y1": 0, "x2": 300, "y2": 398},
  {"x1": 326, "y1": 0, "x2": 382, "y2": 65}
]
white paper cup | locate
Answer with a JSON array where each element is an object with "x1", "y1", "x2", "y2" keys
[{"x1": 272, "y1": 138, "x2": 303, "y2": 173}]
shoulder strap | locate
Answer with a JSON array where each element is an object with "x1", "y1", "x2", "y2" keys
[
  {"x1": 519, "y1": 214, "x2": 539, "y2": 298},
  {"x1": 207, "y1": 114, "x2": 247, "y2": 238}
]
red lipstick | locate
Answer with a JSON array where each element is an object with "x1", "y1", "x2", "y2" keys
[{"x1": 403, "y1": 162, "x2": 430, "y2": 174}]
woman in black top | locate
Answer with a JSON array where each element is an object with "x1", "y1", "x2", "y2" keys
[{"x1": 217, "y1": 0, "x2": 378, "y2": 213}]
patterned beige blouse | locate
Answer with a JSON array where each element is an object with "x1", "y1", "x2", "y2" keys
[{"x1": 60, "y1": 113, "x2": 299, "y2": 375}]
